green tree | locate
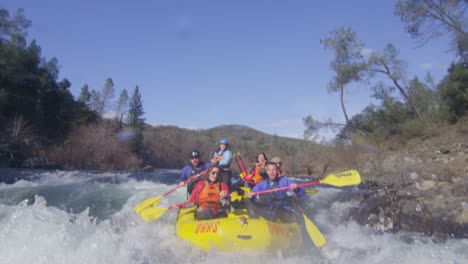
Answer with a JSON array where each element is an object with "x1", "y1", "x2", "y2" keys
[
  {"x1": 439, "y1": 62, "x2": 468, "y2": 122},
  {"x1": 127, "y1": 85, "x2": 145, "y2": 129},
  {"x1": 127, "y1": 86, "x2": 145, "y2": 153},
  {"x1": 0, "y1": 8, "x2": 31, "y2": 40},
  {"x1": 78, "y1": 84, "x2": 91, "y2": 104},
  {"x1": 321, "y1": 27, "x2": 366, "y2": 126},
  {"x1": 395, "y1": 0, "x2": 467, "y2": 61},
  {"x1": 367, "y1": 44, "x2": 423, "y2": 118}
]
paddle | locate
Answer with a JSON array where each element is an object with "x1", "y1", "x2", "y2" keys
[
  {"x1": 305, "y1": 189, "x2": 319, "y2": 194},
  {"x1": 233, "y1": 153, "x2": 243, "y2": 173},
  {"x1": 236, "y1": 152, "x2": 249, "y2": 176},
  {"x1": 134, "y1": 169, "x2": 208, "y2": 215},
  {"x1": 139, "y1": 195, "x2": 220, "y2": 222},
  {"x1": 293, "y1": 199, "x2": 326, "y2": 248},
  {"x1": 250, "y1": 170, "x2": 361, "y2": 196}
]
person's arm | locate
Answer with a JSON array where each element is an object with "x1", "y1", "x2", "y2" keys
[
  {"x1": 220, "y1": 183, "x2": 230, "y2": 198},
  {"x1": 178, "y1": 166, "x2": 189, "y2": 185},
  {"x1": 218, "y1": 150, "x2": 232, "y2": 167},
  {"x1": 247, "y1": 181, "x2": 264, "y2": 199},
  {"x1": 285, "y1": 178, "x2": 305, "y2": 197}
]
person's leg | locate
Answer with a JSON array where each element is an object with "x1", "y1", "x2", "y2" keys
[
  {"x1": 247, "y1": 201, "x2": 272, "y2": 219},
  {"x1": 276, "y1": 207, "x2": 297, "y2": 223},
  {"x1": 195, "y1": 208, "x2": 215, "y2": 220}
]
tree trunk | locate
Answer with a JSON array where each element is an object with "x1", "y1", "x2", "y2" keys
[
  {"x1": 340, "y1": 86, "x2": 350, "y2": 126},
  {"x1": 391, "y1": 77, "x2": 422, "y2": 119}
]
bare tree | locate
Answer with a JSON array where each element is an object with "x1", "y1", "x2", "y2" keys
[
  {"x1": 115, "y1": 89, "x2": 129, "y2": 127},
  {"x1": 101, "y1": 78, "x2": 115, "y2": 113},
  {"x1": 4, "y1": 114, "x2": 35, "y2": 146},
  {"x1": 90, "y1": 89, "x2": 104, "y2": 113}
]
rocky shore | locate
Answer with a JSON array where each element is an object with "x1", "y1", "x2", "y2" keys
[{"x1": 350, "y1": 142, "x2": 468, "y2": 239}]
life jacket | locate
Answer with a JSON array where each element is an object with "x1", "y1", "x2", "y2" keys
[
  {"x1": 252, "y1": 164, "x2": 266, "y2": 183},
  {"x1": 197, "y1": 181, "x2": 222, "y2": 210}
]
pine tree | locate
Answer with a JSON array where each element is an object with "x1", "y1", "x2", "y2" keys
[
  {"x1": 127, "y1": 85, "x2": 145, "y2": 129},
  {"x1": 126, "y1": 85, "x2": 145, "y2": 153},
  {"x1": 78, "y1": 84, "x2": 91, "y2": 104}
]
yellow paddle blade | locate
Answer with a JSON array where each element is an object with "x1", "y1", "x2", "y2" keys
[
  {"x1": 303, "y1": 214, "x2": 327, "y2": 248},
  {"x1": 320, "y1": 170, "x2": 361, "y2": 187},
  {"x1": 139, "y1": 207, "x2": 169, "y2": 222},
  {"x1": 305, "y1": 189, "x2": 319, "y2": 194},
  {"x1": 240, "y1": 187, "x2": 251, "y2": 193},
  {"x1": 134, "y1": 196, "x2": 162, "y2": 215}
]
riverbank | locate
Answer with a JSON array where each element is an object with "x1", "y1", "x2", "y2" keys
[{"x1": 348, "y1": 139, "x2": 468, "y2": 239}]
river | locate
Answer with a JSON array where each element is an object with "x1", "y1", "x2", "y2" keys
[{"x1": 0, "y1": 169, "x2": 466, "y2": 264}]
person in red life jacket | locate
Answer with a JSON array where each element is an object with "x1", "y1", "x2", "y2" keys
[
  {"x1": 244, "y1": 152, "x2": 268, "y2": 187},
  {"x1": 270, "y1": 156, "x2": 283, "y2": 177},
  {"x1": 247, "y1": 162, "x2": 304, "y2": 222},
  {"x1": 190, "y1": 165, "x2": 230, "y2": 220},
  {"x1": 178, "y1": 150, "x2": 211, "y2": 195}
]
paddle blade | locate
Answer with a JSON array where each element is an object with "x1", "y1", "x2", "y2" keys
[
  {"x1": 139, "y1": 207, "x2": 169, "y2": 222},
  {"x1": 305, "y1": 189, "x2": 319, "y2": 194},
  {"x1": 320, "y1": 170, "x2": 361, "y2": 187},
  {"x1": 134, "y1": 196, "x2": 162, "y2": 215},
  {"x1": 303, "y1": 214, "x2": 327, "y2": 248}
]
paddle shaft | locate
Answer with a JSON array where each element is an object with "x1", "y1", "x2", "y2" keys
[
  {"x1": 233, "y1": 154, "x2": 243, "y2": 172},
  {"x1": 237, "y1": 152, "x2": 249, "y2": 176},
  {"x1": 234, "y1": 153, "x2": 255, "y2": 184},
  {"x1": 167, "y1": 169, "x2": 208, "y2": 196},
  {"x1": 251, "y1": 181, "x2": 320, "y2": 195},
  {"x1": 292, "y1": 199, "x2": 327, "y2": 247},
  {"x1": 294, "y1": 200, "x2": 307, "y2": 215}
]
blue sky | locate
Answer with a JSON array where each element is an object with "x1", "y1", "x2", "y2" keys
[{"x1": 3, "y1": 0, "x2": 455, "y2": 139}]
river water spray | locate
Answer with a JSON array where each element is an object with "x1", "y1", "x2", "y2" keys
[{"x1": 0, "y1": 169, "x2": 466, "y2": 264}]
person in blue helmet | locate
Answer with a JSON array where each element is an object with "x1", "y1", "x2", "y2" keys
[
  {"x1": 211, "y1": 138, "x2": 233, "y2": 191},
  {"x1": 247, "y1": 162, "x2": 305, "y2": 222},
  {"x1": 178, "y1": 150, "x2": 211, "y2": 195}
]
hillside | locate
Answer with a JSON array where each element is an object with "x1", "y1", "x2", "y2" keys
[{"x1": 142, "y1": 124, "x2": 326, "y2": 175}]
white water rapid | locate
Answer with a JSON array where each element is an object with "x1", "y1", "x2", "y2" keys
[{"x1": 0, "y1": 169, "x2": 466, "y2": 264}]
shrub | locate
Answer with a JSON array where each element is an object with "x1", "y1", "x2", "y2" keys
[{"x1": 49, "y1": 123, "x2": 142, "y2": 170}]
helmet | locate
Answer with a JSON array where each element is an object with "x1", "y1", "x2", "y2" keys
[
  {"x1": 190, "y1": 150, "x2": 201, "y2": 159},
  {"x1": 219, "y1": 138, "x2": 229, "y2": 145},
  {"x1": 271, "y1": 157, "x2": 282, "y2": 163}
]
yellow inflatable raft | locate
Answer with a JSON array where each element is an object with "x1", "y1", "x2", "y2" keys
[{"x1": 175, "y1": 205, "x2": 303, "y2": 252}]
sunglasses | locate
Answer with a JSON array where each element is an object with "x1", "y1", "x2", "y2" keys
[
  {"x1": 191, "y1": 156, "x2": 200, "y2": 160},
  {"x1": 210, "y1": 171, "x2": 220, "y2": 175}
]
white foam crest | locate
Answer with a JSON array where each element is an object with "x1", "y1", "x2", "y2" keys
[
  {"x1": 301, "y1": 189, "x2": 468, "y2": 264},
  {"x1": 1, "y1": 176, "x2": 467, "y2": 263},
  {"x1": 0, "y1": 179, "x2": 38, "y2": 189},
  {"x1": 320, "y1": 222, "x2": 468, "y2": 264}
]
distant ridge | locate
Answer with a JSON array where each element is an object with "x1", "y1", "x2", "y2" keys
[{"x1": 143, "y1": 123, "x2": 316, "y2": 173}]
